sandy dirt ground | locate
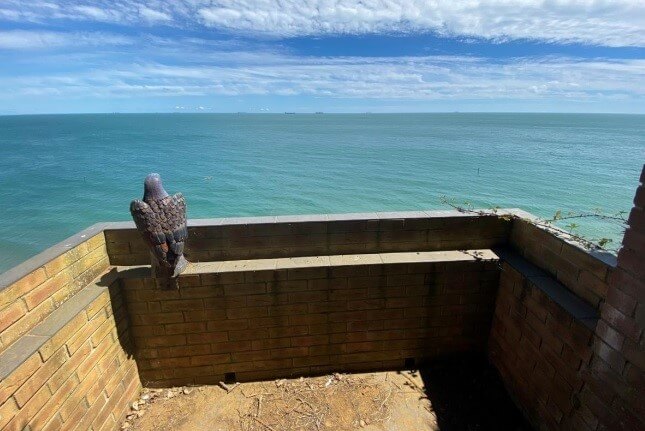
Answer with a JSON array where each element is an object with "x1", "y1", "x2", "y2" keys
[
  {"x1": 124, "y1": 371, "x2": 436, "y2": 431},
  {"x1": 122, "y1": 360, "x2": 531, "y2": 431}
]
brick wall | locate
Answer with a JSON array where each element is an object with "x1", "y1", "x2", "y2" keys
[
  {"x1": 0, "y1": 231, "x2": 109, "y2": 353},
  {"x1": 122, "y1": 253, "x2": 500, "y2": 387},
  {"x1": 574, "y1": 166, "x2": 644, "y2": 431},
  {"x1": 0, "y1": 280, "x2": 140, "y2": 431},
  {"x1": 509, "y1": 218, "x2": 615, "y2": 309},
  {"x1": 489, "y1": 261, "x2": 595, "y2": 429},
  {"x1": 491, "y1": 166, "x2": 645, "y2": 431},
  {"x1": 106, "y1": 212, "x2": 510, "y2": 266},
  {"x1": 0, "y1": 205, "x2": 639, "y2": 430}
]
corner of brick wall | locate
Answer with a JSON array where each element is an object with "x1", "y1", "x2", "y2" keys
[
  {"x1": 0, "y1": 232, "x2": 110, "y2": 354},
  {"x1": 488, "y1": 262, "x2": 593, "y2": 429},
  {"x1": 490, "y1": 165, "x2": 645, "y2": 430},
  {"x1": 0, "y1": 280, "x2": 140, "y2": 431},
  {"x1": 574, "y1": 166, "x2": 645, "y2": 431}
]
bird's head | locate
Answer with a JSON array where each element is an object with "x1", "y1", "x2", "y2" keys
[{"x1": 143, "y1": 173, "x2": 169, "y2": 201}]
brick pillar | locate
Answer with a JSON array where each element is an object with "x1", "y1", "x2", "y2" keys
[{"x1": 575, "y1": 165, "x2": 644, "y2": 430}]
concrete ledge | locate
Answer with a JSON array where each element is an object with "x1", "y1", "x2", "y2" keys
[
  {"x1": 106, "y1": 209, "x2": 516, "y2": 266},
  {"x1": 165, "y1": 249, "x2": 500, "y2": 275},
  {"x1": 0, "y1": 210, "x2": 511, "y2": 292},
  {"x1": 0, "y1": 223, "x2": 108, "y2": 292},
  {"x1": 0, "y1": 268, "x2": 116, "y2": 380},
  {"x1": 495, "y1": 248, "x2": 598, "y2": 329}
]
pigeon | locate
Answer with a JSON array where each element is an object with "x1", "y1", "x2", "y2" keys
[{"x1": 130, "y1": 173, "x2": 188, "y2": 277}]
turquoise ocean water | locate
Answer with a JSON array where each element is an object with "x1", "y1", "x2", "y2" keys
[{"x1": 0, "y1": 113, "x2": 643, "y2": 273}]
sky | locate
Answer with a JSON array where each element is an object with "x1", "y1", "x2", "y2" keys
[{"x1": 0, "y1": 1, "x2": 644, "y2": 114}]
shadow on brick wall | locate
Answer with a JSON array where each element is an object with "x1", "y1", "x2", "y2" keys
[{"x1": 98, "y1": 268, "x2": 138, "y2": 359}]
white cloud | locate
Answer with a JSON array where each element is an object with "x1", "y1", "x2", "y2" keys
[
  {"x1": 139, "y1": 7, "x2": 171, "y2": 23},
  {"x1": 71, "y1": 5, "x2": 117, "y2": 21},
  {"x1": 195, "y1": 0, "x2": 645, "y2": 46},
  {"x1": 3, "y1": 53, "x2": 643, "y2": 102},
  {"x1": 0, "y1": 1, "x2": 643, "y2": 47},
  {"x1": 0, "y1": 30, "x2": 133, "y2": 49}
]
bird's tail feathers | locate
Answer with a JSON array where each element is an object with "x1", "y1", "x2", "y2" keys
[{"x1": 173, "y1": 255, "x2": 189, "y2": 278}]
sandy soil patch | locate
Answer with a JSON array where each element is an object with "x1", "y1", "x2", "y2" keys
[{"x1": 122, "y1": 359, "x2": 531, "y2": 431}]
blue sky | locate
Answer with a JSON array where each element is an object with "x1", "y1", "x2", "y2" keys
[{"x1": 0, "y1": 1, "x2": 644, "y2": 114}]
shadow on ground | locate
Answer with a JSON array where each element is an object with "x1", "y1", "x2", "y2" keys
[{"x1": 415, "y1": 355, "x2": 532, "y2": 431}]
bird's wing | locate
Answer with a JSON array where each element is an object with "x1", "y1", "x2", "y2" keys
[
  {"x1": 130, "y1": 199, "x2": 170, "y2": 265},
  {"x1": 159, "y1": 193, "x2": 188, "y2": 257}
]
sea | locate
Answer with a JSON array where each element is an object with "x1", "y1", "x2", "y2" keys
[{"x1": 0, "y1": 113, "x2": 643, "y2": 273}]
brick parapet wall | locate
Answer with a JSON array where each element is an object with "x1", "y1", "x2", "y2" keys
[
  {"x1": 0, "y1": 208, "x2": 636, "y2": 430},
  {"x1": 105, "y1": 211, "x2": 511, "y2": 266},
  {"x1": 0, "y1": 276, "x2": 140, "y2": 431},
  {"x1": 509, "y1": 218, "x2": 616, "y2": 309},
  {"x1": 0, "y1": 229, "x2": 110, "y2": 354},
  {"x1": 122, "y1": 251, "x2": 500, "y2": 387},
  {"x1": 491, "y1": 165, "x2": 645, "y2": 431},
  {"x1": 576, "y1": 166, "x2": 644, "y2": 431},
  {"x1": 489, "y1": 260, "x2": 596, "y2": 429}
]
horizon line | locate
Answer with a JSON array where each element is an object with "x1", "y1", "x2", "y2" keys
[{"x1": 1, "y1": 111, "x2": 644, "y2": 117}]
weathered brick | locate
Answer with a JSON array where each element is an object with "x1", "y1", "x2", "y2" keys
[
  {"x1": 138, "y1": 334, "x2": 186, "y2": 348},
  {"x1": 308, "y1": 300, "x2": 347, "y2": 313},
  {"x1": 0, "y1": 268, "x2": 47, "y2": 310},
  {"x1": 0, "y1": 297, "x2": 55, "y2": 347},
  {"x1": 184, "y1": 308, "x2": 227, "y2": 321},
  {"x1": 227, "y1": 306, "x2": 268, "y2": 319},
  {"x1": 66, "y1": 311, "x2": 107, "y2": 353},
  {"x1": 595, "y1": 320, "x2": 625, "y2": 351},
  {"x1": 268, "y1": 325, "x2": 308, "y2": 338},
  {"x1": 47, "y1": 341, "x2": 92, "y2": 392},
  {"x1": 0, "y1": 397, "x2": 18, "y2": 429},
  {"x1": 165, "y1": 322, "x2": 207, "y2": 335},
  {"x1": 601, "y1": 303, "x2": 642, "y2": 343},
  {"x1": 229, "y1": 329, "x2": 268, "y2": 341},
  {"x1": 172, "y1": 365, "x2": 214, "y2": 378},
  {"x1": 29, "y1": 372, "x2": 79, "y2": 430},
  {"x1": 160, "y1": 299, "x2": 204, "y2": 312},
  {"x1": 290, "y1": 335, "x2": 330, "y2": 347},
  {"x1": 288, "y1": 291, "x2": 328, "y2": 303},
  {"x1": 246, "y1": 316, "x2": 288, "y2": 329},
  {"x1": 186, "y1": 332, "x2": 228, "y2": 344},
  {"x1": 622, "y1": 339, "x2": 645, "y2": 370},
  {"x1": 211, "y1": 340, "x2": 252, "y2": 354},
  {"x1": 309, "y1": 322, "x2": 346, "y2": 334},
  {"x1": 252, "y1": 338, "x2": 290, "y2": 350},
  {"x1": 13, "y1": 347, "x2": 67, "y2": 407},
  {"x1": 180, "y1": 285, "x2": 224, "y2": 299},
  {"x1": 4, "y1": 383, "x2": 50, "y2": 430},
  {"x1": 578, "y1": 270, "x2": 609, "y2": 299},
  {"x1": 206, "y1": 319, "x2": 248, "y2": 332},
  {"x1": 289, "y1": 313, "x2": 328, "y2": 326},
  {"x1": 38, "y1": 312, "x2": 87, "y2": 361},
  {"x1": 0, "y1": 301, "x2": 27, "y2": 333},
  {"x1": 617, "y1": 247, "x2": 644, "y2": 280},
  {"x1": 24, "y1": 270, "x2": 73, "y2": 310},
  {"x1": 271, "y1": 346, "x2": 308, "y2": 358},
  {"x1": 224, "y1": 283, "x2": 266, "y2": 296},
  {"x1": 132, "y1": 312, "x2": 184, "y2": 326},
  {"x1": 85, "y1": 292, "x2": 110, "y2": 319},
  {"x1": 91, "y1": 315, "x2": 116, "y2": 347},
  {"x1": 606, "y1": 286, "x2": 637, "y2": 317},
  {"x1": 268, "y1": 303, "x2": 308, "y2": 316},
  {"x1": 594, "y1": 340, "x2": 626, "y2": 374}
]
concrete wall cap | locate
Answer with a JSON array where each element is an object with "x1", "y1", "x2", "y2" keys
[{"x1": 0, "y1": 222, "x2": 108, "y2": 292}]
